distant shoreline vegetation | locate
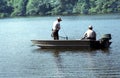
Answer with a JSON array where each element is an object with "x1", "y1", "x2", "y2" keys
[{"x1": 0, "y1": 0, "x2": 120, "y2": 18}]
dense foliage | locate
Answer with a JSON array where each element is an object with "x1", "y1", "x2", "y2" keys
[{"x1": 0, "y1": 0, "x2": 120, "y2": 18}]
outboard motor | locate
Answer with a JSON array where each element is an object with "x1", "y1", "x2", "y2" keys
[
  {"x1": 101, "y1": 34, "x2": 111, "y2": 40},
  {"x1": 100, "y1": 34, "x2": 112, "y2": 48}
]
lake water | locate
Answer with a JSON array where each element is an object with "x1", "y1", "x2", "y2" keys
[{"x1": 0, "y1": 14, "x2": 120, "y2": 78}]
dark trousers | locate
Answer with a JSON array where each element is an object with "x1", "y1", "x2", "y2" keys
[{"x1": 52, "y1": 30, "x2": 59, "y2": 40}]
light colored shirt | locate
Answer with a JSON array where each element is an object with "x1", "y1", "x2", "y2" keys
[
  {"x1": 84, "y1": 29, "x2": 96, "y2": 39},
  {"x1": 52, "y1": 20, "x2": 60, "y2": 31}
]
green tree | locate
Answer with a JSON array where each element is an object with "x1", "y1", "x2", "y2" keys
[
  {"x1": 0, "y1": 0, "x2": 13, "y2": 17},
  {"x1": 0, "y1": 0, "x2": 120, "y2": 18},
  {"x1": 10, "y1": 0, "x2": 25, "y2": 16}
]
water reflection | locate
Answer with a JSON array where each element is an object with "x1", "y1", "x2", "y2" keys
[
  {"x1": 32, "y1": 48, "x2": 117, "y2": 78},
  {"x1": 52, "y1": 50, "x2": 64, "y2": 77},
  {"x1": 32, "y1": 47, "x2": 111, "y2": 55}
]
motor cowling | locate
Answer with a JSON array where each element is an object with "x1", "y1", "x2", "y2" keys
[
  {"x1": 101, "y1": 34, "x2": 111, "y2": 40},
  {"x1": 100, "y1": 34, "x2": 112, "y2": 48}
]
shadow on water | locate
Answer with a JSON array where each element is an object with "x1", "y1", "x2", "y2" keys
[{"x1": 31, "y1": 47, "x2": 111, "y2": 55}]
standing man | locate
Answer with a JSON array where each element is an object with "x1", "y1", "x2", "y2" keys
[
  {"x1": 52, "y1": 17, "x2": 62, "y2": 40},
  {"x1": 83, "y1": 25, "x2": 96, "y2": 40}
]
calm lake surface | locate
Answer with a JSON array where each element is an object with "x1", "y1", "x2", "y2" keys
[{"x1": 0, "y1": 14, "x2": 120, "y2": 78}]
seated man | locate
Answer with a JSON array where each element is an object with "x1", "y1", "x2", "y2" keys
[{"x1": 83, "y1": 25, "x2": 96, "y2": 40}]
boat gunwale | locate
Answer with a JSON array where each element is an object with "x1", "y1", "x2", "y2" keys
[{"x1": 31, "y1": 39, "x2": 98, "y2": 42}]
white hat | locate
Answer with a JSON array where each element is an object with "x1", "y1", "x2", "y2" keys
[
  {"x1": 57, "y1": 17, "x2": 62, "y2": 21},
  {"x1": 88, "y1": 25, "x2": 93, "y2": 29}
]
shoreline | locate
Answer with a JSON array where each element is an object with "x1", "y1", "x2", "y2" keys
[{"x1": 0, "y1": 13, "x2": 120, "y2": 19}]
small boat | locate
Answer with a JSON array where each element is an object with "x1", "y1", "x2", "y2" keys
[{"x1": 31, "y1": 34, "x2": 112, "y2": 49}]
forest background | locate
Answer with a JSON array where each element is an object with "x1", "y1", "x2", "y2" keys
[{"x1": 0, "y1": 0, "x2": 120, "y2": 18}]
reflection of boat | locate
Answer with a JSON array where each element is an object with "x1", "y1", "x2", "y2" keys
[{"x1": 31, "y1": 34, "x2": 112, "y2": 49}]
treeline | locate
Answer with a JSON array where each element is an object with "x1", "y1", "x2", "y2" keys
[{"x1": 0, "y1": 0, "x2": 120, "y2": 18}]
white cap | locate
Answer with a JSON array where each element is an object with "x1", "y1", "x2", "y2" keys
[
  {"x1": 57, "y1": 17, "x2": 62, "y2": 21},
  {"x1": 88, "y1": 25, "x2": 93, "y2": 29}
]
